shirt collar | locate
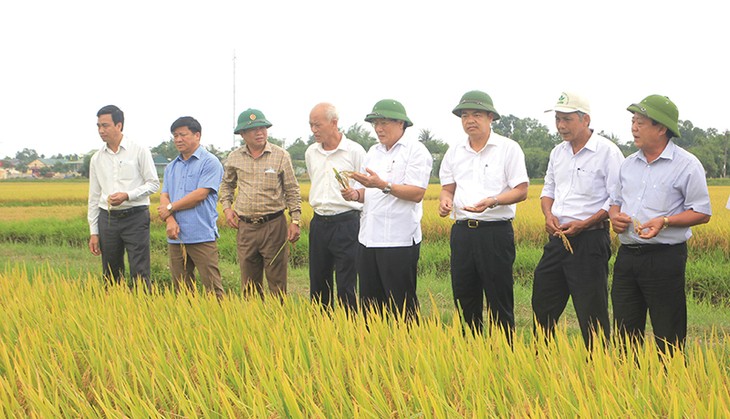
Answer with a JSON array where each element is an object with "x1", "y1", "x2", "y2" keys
[
  {"x1": 173, "y1": 145, "x2": 203, "y2": 163},
  {"x1": 638, "y1": 140, "x2": 676, "y2": 163},
  {"x1": 103, "y1": 135, "x2": 127, "y2": 154},
  {"x1": 243, "y1": 141, "x2": 272, "y2": 157},
  {"x1": 316, "y1": 132, "x2": 347, "y2": 154},
  {"x1": 458, "y1": 132, "x2": 505, "y2": 153},
  {"x1": 375, "y1": 133, "x2": 411, "y2": 153}
]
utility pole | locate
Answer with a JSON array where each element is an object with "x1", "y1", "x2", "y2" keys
[{"x1": 232, "y1": 50, "x2": 237, "y2": 149}]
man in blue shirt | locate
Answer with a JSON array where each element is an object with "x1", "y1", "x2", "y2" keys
[
  {"x1": 158, "y1": 116, "x2": 225, "y2": 299},
  {"x1": 609, "y1": 95, "x2": 711, "y2": 354}
]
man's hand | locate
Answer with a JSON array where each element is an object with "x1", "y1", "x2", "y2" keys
[
  {"x1": 637, "y1": 217, "x2": 664, "y2": 239},
  {"x1": 544, "y1": 214, "x2": 561, "y2": 235},
  {"x1": 463, "y1": 197, "x2": 494, "y2": 213},
  {"x1": 350, "y1": 168, "x2": 386, "y2": 190},
  {"x1": 555, "y1": 220, "x2": 588, "y2": 237},
  {"x1": 438, "y1": 197, "x2": 453, "y2": 217},
  {"x1": 107, "y1": 192, "x2": 129, "y2": 207},
  {"x1": 341, "y1": 187, "x2": 359, "y2": 202},
  {"x1": 224, "y1": 208, "x2": 239, "y2": 228},
  {"x1": 609, "y1": 210, "x2": 631, "y2": 234},
  {"x1": 287, "y1": 223, "x2": 301, "y2": 243},
  {"x1": 157, "y1": 203, "x2": 172, "y2": 221},
  {"x1": 166, "y1": 217, "x2": 180, "y2": 240},
  {"x1": 89, "y1": 234, "x2": 101, "y2": 256}
]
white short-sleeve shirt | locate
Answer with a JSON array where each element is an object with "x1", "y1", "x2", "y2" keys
[
  {"x1": 439, "y1": 132, "x2": 529, "y2": 221},
  {"x1": 358, "y1": 134, "x2": 433, "y2": 247}
]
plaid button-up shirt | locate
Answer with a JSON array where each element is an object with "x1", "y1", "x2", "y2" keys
[{"x1": 219, "y1": 142, "x2": 301, "y2": 221}]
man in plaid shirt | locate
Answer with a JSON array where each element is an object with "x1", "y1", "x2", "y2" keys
[{"x1": 219, "y1": 108, "x2": 302, "y2": 298}]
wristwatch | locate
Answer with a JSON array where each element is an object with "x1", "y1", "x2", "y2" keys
[
  {"x1": 382, "y1": 182, "x2": 392, "y2": 194},
  {"x1": 166, "y1": 202, "x2": 174, "y2": 212},
  {"x1": 291, "y1": 220, "x2": 300, "y2": 226}
]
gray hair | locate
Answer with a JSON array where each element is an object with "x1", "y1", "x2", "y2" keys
[{"x1": 322, "y1": 103, "x2": 339, "y2": 122}]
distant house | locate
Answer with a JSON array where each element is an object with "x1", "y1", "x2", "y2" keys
[
  {"x1": 152, "y1": 154, "x2": 171, "y2": 178},
  {"x1": 26, "y1": 158, "x2": 82, "y2": 177}
]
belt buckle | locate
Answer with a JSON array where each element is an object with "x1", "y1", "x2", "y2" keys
[
  {"x1": 467, "y1": 219, "x2": 479, "y2": 229},
  {"x1": 251, "y1": 217, "x2": 264, "y2": 224}
]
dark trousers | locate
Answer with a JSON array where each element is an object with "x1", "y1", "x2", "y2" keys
[
  {"x1": 98, "y1": 207, "x2": 151, "y2": 290},
  {"x1": 612, "y1": 243, "x2": 688, "y2": 354},
  {"x1": 309, "y1": 211, "x2": 359, "y2": 312},
  {"x1": 532, "y1": 229, "x2": 611, "y2": 349},
  {"x1": 358, "y1": 242, "x2": 420, "y2": 321},
  {"x1": 450, "y1": 222, "x2": 515, "y2": 338}
]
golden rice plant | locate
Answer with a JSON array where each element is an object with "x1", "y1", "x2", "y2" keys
[
  {"x1": 0, "y1": 205, "x2": 87, "y2": 222},
  {"x1": 1, "y1": 265, "x2": 729, "y2": 417}
]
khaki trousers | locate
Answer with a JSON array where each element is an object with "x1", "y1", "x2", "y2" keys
[
  {"x1": 236, "y1": 216, "x2": 288, "y2": 297},
  {"x1": 169, "y1": 241, "x2": 224, "y2": 299}
]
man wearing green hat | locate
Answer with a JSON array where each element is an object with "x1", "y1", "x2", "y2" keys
[
  {"x1": 219, "y1": 108, "x2": 302, "y2": 298},
  {"x1": 609, "y1": 95, "x2": 711, "y2": 354},
  {"x1": 346, "y1": 99, "x2": 433, "y2": 321},
  {"x1": 438, "y1": 90, "x2": 529, "y2": 339}
]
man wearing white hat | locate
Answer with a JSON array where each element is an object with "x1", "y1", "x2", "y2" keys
[{"x1": 532, "y1": 92, "x2": 624, "y2": 349}]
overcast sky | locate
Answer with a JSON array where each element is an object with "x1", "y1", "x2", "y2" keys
[{"x1": 1, "y1": 0, "x2": 727, "y2": 158}]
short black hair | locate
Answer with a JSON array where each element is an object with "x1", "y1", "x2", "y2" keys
[
  {"x1": 96, "y1": 105, "x2": 124, "y2": 131},
  {"x1": 170, "y1": 116, "x2": 202, "y2": 135}
]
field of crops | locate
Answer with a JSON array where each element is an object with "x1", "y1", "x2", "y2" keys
[{"x1": 1, "y1": 180, "x2": 730, "y2": 416}]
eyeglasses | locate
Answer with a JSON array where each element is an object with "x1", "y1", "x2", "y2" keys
[{"x1": 370, "y1": 119, "x2": 398, "y2": 128}]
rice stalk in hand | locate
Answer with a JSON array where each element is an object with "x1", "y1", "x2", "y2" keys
[
  {"x1": 333, "y1": 168, "x2": 351, "y2": 190},
  {"x1": 633, "y1": 218, "x2": 643, "y2": 234},
  {"x1": 557, "y1": 230, "x2": 573, "y2": 254}
]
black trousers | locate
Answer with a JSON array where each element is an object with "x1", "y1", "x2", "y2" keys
[
  {"x1": 309, "y1": 211, "x2": 360, "y2": 312},
  {"x1": 450, "y1": 222, "x2": 515, "y2": 337},
  {"x1": 612, "y1": 243, "x2": 688, "y2": 354},
  {"x1": 532, "y1": 229, "x2": 611, "y2": 349},
  {"x1": 98, "y1": 207, "x2": 151, "y2": 290},
  {"x1": 357, "y1": 242, "x2": 420, "y2": 321}
]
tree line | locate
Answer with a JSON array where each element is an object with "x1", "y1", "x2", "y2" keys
[{"x1": 5, "y1": 116, "x2": 729, "y2": 180}]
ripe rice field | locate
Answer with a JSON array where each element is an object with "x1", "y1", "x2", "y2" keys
[{"x1": 1, "y1": 180, "x2": 730, "y2": 416}]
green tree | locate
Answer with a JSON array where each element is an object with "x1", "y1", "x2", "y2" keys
[
  {"x1": 15, "y1": 148, "x2": 39, "y2": 163},
  {"x1": 418, "y1": 128, "x2": 448, "y2": 179},
  {"x1": 344, "y1": 123, "x2": 377, "y2": 150},
  {"x1": 286, "y1": 138, "x2": 308, "y2": 161},
  {"x1": 150, "y1": 138, "x2": 178, "y2": 160},
  {"x1": 492, "y1": 114, "x2": 559, "y2": 178}
]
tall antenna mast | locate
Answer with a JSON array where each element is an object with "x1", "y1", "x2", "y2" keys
[{"x1": 232, "y1": 50, "x2": 237, "y2": 148}]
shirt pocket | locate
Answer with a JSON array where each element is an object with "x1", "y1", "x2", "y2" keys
[
  {"x1": 119, "y1": 160, "x2": 137, "y2": 181},
  {"x1": 388, "y1": 160, "x2": 407, "y2": 183},
  {"x1": 644, "y1": 182, "x2": 668, "y2": 211},
  {"x1": 573, "y1": 168, "x2": 599, "y2": 197},
  {"x1": 184, "y1": 172, "x2": 198, "y2": 192},
  {"x1": 481, "y1": 165, "x2": 504, "y2": 185}
]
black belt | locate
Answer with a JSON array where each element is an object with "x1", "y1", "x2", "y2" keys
[
  {"x1": 584, "y1": 220, "x2": 610, "y2": 232},
  {"x1": 103, "y1": 206, "x2": 148, "y2": 218},
  {"x1": 455, "y1": 219, "x2": 512, "y2": 229},
  {"x1": 620, "y1": 243, "x2": 684, "y2": 255},
  {"x1": 313, "y1": 210, "x2": 360, "y2": 222},
  {"x1": 239, "y1": 210, "x2": 284, "y2": 224}
]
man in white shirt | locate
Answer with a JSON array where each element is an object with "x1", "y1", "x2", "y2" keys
[
  {"x1": 532, "y1": 92, "x2": 624, "y2": 349},
  {"x1": 87, "y1": 105, "x2": 160, "y2": 289},
  {"x1": 439, "y1": 90, "x2": 529, "y2": 339},
  {"x1": 346, "y1": 99, "x2": 433, "y2": 322},
  {"x1": 305, "y1": 103, "x2": 366, "y2": 312}
]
